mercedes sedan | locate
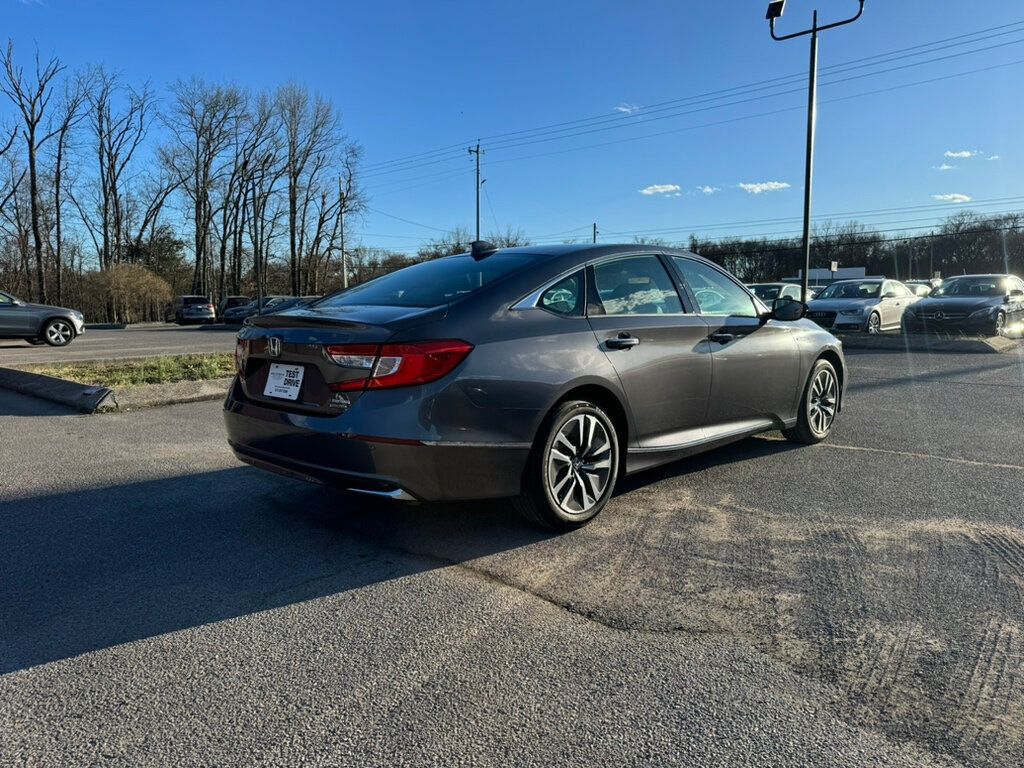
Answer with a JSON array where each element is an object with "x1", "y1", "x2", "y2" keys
[
  {"x1": 224, "y1": 244, "x2": 846, "y2": 529},
  {"x1": 0, "y1": 290, "x2": 85, "y2": 347},
  {"x1": 902, "y1": 274, "x2": 1024, "y2": 336},
  {"x1": 806, "y1": 278, "x2": 920, "y2": 333}
]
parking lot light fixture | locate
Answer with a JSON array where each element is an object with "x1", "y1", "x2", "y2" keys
[{"x1": 766, "y1": 1, "x2": 866, "y2": 304}]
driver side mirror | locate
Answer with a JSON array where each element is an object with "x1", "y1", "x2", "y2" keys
[{"x1": 770, "y1": 296, "x2": 806, "y2": 322}]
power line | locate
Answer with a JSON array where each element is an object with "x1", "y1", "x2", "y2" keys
[{"x1": 360, "y1": 19, "x2": 1024, "y2": 175}]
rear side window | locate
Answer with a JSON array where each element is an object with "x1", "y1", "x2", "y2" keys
[
  {"x1": 539, "y1": 272, "x2": 584, "y2": 316},
  {"x1": 591, "y1": 256, "x2": 683, "y2": 316},
  {"x1": 316, "y1": 253, "x2": 534, "y2": 308},
  {"x1": 673, "y1": 257, "x2": 758, "y2": 318}
]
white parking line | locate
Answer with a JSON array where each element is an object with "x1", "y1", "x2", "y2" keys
[{"x1": 824, "y1": 442, "x2": 1024, "y2": 471}]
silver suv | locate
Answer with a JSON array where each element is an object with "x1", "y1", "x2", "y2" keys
[{"x1": 165, "y1": 295, "x2": 216, "y2": 325}]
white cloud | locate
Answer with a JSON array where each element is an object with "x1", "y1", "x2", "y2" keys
[
  {"x1": 738, "y1": 181, "x2": 791, "y2": 195},
  {"x1": 944, "y1": 150, "x2": 978, "y2": 158},
  {"x1": 639, "y1": 184, "x2": 681, "y2": 196},
  {"x1": 988, "y1": 155, "x2": 1001, "y2": 161},
  {"x1": 933, "y1": 163, "x2": 956, "y2": 171},
  {"x1": 696, "y1": 185, "x2": 721, "y2": 195},
  {"x1": 932, "y1": 193, "x2": 972, "y2": 203},
  {"x1": 614, "y1": 103, "x2": 640, "y2": 114}
]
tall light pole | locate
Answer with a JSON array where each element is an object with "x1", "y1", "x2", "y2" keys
[
  {"x1": 468, "y1": 142, "x2": 484, "y2": 241},
  {"x1": 767, "y1": 0, "x2": 866, "y2": 303}
]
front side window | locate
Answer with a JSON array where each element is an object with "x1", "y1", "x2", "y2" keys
[
  {"x1": 539, "y1": 271, "x2": 584, "y2": 316},
  {"x1": 673, "y1": 257, "x2": 757, "y2": 317},
  {"x1": 750, "y1": 285, "x2": 781, "y2": 301},
  {"x1": 0, "y1": 292, "x2": 14, "y2": 306},
  {"x1": 591, "y1": 256, "x2": 683, "y2": 316}
]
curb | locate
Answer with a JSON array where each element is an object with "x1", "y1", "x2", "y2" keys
[
  {"x1": 837, "y1": 333, "x2": 1020, "y2": 354},
  {"x1": 0, "y1": 366, "x2": 113, "y2": 413},
  {"x1": 107, "y1": 377, "x2": 233, "y2": 411}
]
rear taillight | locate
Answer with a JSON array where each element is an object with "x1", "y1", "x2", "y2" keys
[
  {"x1": 235, "y1": 339, "x2": 246, "y2": 375},
  {"x1": 325, "y1": 340, "x2": 473, "y2": 391}
]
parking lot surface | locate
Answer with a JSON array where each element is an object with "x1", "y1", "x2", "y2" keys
[
  {"x1": 2, "y1": 348, "x2": 1022, "y2": 767},
  {"x1": 0, "y1": 324, "x2": 238, "y2": 365}
]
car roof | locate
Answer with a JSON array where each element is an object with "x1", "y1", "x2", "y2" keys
[{"x1": 945, "y1": 274, "x2": 1010, "y2": 279}]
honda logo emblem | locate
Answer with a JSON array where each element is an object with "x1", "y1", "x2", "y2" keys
[{"x1": 267, "y1": 337, "x2": 282, "y2": 358}]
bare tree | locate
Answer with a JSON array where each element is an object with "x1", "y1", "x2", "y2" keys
[
  {"x1": 1, "y1": 41, "x2": 65, "y2": 302},
  {"x1": 47, "y1": 77, "x2": 87, "y2": 303},
  {"x1": 162, "y1": 78, "x2": 245, "y2": 295},
  {"x1": 276, "y1": 83, "x2": 339, "y2": 295}
]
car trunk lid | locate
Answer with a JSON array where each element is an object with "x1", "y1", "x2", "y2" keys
[{"x1": 237, "y1": 304, "x2": 447, "y2": 414}]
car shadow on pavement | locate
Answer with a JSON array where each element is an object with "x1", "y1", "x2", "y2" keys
[
  {"x1": 0, "y1": 434, "x2": 804, "y2": 675},
  {"x1": 0, "y1": 466, "x2": 554, "y2": 674}
]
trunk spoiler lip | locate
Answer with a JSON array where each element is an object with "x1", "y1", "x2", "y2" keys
[{"x1": 244, "y1": 303, "x2": 448, "y2": 331}]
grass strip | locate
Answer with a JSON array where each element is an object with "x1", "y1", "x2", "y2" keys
[{"x1": 24, "y1": 353, "x2": 236, "y2": 388}]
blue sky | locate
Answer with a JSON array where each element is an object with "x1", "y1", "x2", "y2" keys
[{"x1": 7, "y1": 0, "x2": 1023, "y2": 253}]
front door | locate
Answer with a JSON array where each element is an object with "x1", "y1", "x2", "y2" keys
[
  {"x1": 587, "y1": 254, "x2": 712, "y2": 449},
  {"x1": 670, "y1": 256, "x2": 801, "y2": 427},
  {"x1": 0, "y1": 292, "x2": 29, "y2": 335}
]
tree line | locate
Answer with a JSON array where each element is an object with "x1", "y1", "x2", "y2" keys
[
  {"x1": 1, "y1": 40, "x2": 1021, "y2": 324},
  {"x1": 0, "y1": 41, "x2": 363, "y2": 321}
]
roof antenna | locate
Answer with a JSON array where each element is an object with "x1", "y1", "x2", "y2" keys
[{"x1": 470, "y1": 240, "x2": 498, "y2": 260}]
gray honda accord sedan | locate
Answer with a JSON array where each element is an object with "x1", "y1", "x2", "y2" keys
[{"x1": 224, "y1": 243, "x2": 845, "y2": 529}]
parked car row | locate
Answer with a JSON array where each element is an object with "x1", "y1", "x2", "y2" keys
[
  {"x1": 746, "y1": 275, "x2": 1024, "y2": 336},
  {"x1": 161, "y1": 294, "x2": 323, "y2": 325}
]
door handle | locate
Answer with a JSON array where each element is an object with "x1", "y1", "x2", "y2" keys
[
  {"x1": 709, "y1": 332, "x2": 736, "y2": 344},
  {"x1": 606, "y1": 334, "x2": 640, "y2": 350}
]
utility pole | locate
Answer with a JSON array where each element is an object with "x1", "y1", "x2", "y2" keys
[
  {"x1": 592, "y1": 223, "x2": 598, "y2": 244},
  {"x1": 468, "y1": 142, "x2": 484, "y2": 241},
  {"x1": 767, "y1": 0, "x2": 866, "y2": 303}
]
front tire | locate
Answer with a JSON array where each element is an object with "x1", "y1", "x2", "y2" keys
[
  {"x1": 514, "y1": 400, "x2": 620, "y2": 531},
  {"x1": 783, "y1": 359, "x2": 839, "y2": 445},
  {"x1": 42, "y1": 318, "x2": 75, "y2": 347},
  {"x1": 993, "y1": 311, "x2": 1006, "y2": 336},
  {"x1": 866, "y1": 312, "x2": 881, "y2": 334}
]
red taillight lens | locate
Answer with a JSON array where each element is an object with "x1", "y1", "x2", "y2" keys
[
  {"x1": 235, "y1": 339, "x2": 246, "y2": 375},
  {"x1": 325, "y1": 340, "x2": 473, "y2": 391}
]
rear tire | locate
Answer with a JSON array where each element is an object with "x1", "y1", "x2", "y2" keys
[
  {"x1": 514, "y1": 400, "x2": 620, "y2": 531},
  {"x1": 783, "y1": 359, "x2": 839, "y2": 445}
]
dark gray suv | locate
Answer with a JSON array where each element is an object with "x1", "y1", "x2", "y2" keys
[
  {"x1": 0, "y1": 291, "x2": 85, "y2": 347},
  {"x1": 224, "y1": 244, "x2": 845, "y2": 529}
]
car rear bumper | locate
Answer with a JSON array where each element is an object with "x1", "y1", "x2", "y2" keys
[{"x1": 223, "y1": 381, "x2": 530, "y2": 502}]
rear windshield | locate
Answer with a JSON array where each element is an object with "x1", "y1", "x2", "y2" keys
[
  {"x1": 183, "y1": 296, "x2": 209, "y2": 305},
  {"x1": 315, "y1": 253, "x2": 535, "y2": 308}
]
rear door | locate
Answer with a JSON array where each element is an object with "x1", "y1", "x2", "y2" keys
[
  {"x1": 670, "y1": 256, "x2": 800, "y2": 427},
  {"x1": 586, "y1": 254, "x2": 712, "y2": 448}
]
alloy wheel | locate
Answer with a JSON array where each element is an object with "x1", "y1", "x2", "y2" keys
[
  {"x1": 546, "y1": 414, "x2": 614, "y2": 515},
  {"x1": 867, "y1": 313, "x2": 881, "y2": 334},
  {"x1": 808, "y1": 367, "x2": 838, "y2": 435},
  {"x1": 46, "y1": 320, "x2": 73, "y2": 345}
]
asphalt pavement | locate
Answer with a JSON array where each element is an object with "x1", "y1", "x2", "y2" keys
[
  {"x1": 0, "y1": 323, "x2": 238, "y2": 365},
  {"x1": 2, "y1": 348, "x2": 1022, "y2": 767}
]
